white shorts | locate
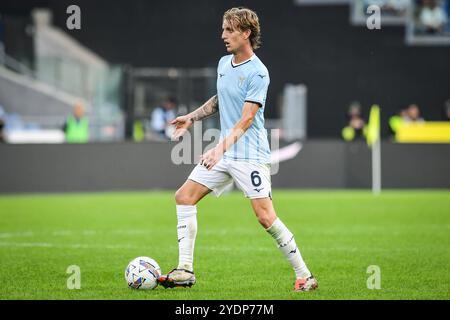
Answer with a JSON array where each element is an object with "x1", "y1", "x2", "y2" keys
[{"x1": 188, "y1": 158, "x2": 272, "y2": 199}]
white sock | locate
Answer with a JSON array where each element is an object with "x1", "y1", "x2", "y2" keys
[
  {"x1": 176, "y1": 205, "x2": 197, "y2": 272},
  {"x1": 266, "y1": 218, "x2": 311, "y2": 279}
]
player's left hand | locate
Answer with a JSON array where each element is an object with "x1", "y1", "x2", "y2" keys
[{"x1": 200, "y1": 146, "x2": 224, "y2": 170}]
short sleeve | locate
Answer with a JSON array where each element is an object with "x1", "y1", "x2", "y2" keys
[{"x1": 245, "y1": 71, "x2": 270, "y2": 108}]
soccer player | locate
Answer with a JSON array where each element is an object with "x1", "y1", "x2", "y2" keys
[{"x1": 158, "y1": 7, "x2": 318, "y2": 292}]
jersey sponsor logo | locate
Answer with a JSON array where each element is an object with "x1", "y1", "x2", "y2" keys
[
  {"x1": 258, "y1": 74, "x2": 267, "y2": 79},
  {"x1": 219, "y1": 73, "x2": 225, "y2": 78},
  {"x1": 253, "y1": 187, "x2": 264, "y2": 193}
]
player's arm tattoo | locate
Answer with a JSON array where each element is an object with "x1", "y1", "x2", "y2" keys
[{"x1": 189, "y1": 95, "x2": 219, "y2": 122}]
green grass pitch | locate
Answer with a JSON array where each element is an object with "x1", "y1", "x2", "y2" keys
[{"x1": 0, "y1": 190, "x2": 449, "y2": 300}]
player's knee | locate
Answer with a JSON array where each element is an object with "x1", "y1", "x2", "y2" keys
[{"x1": 175, "y1": 188, "x2": 195, "y2": 205}]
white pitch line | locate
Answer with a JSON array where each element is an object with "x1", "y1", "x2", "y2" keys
[
  {"x1": 0, "y1": 228, "x2": 233, "y2": 238},
  {"x1": 0, "y1": 231, "x2": 34, "y2": 238},
  {"x1": 0, "y1": 241, "x2": 441, "y2": 254},
  {"x1": 0, "y1": 242, "x2": 135, "y2": 250},
  {"x1": 0, "y1": 241, "x2": 271, "y2": 252}
]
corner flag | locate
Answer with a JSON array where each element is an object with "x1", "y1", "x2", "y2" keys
[
  {"x1": 367, "y1": 104, "x2": 381, "y2": 194},
  {"x1": 367, "y1": 104, "x2": 380, "y2": 148}
]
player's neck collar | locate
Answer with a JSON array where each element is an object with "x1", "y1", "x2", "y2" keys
[{"x1": 231, "y1": 54, "x2": 255, "y2": 68}]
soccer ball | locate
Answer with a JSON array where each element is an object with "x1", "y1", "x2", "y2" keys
[{"x1": 125, "y1": 256, "x2": 161, "y2": 290}]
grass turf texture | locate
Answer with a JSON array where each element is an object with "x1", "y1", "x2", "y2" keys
[{"x1": 0, "y1": 190, "x2": 449, "y2": 300}]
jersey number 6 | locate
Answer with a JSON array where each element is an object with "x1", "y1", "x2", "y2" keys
[{"x1": 251, "y1": 171, "x2": 262, "y2": 187}]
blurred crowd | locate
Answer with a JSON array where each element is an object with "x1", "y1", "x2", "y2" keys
[
  {"x1": 361, "y1": 0, "x2": 450, "y2": 35},
  {"x1": 416, "y1": 0, "x2": 450, "y2": 35},
  {"x1": 363, "y1": 0, "x2": 410, "y2": 16},
  {"x1": 132, "y1": 96, "x2": 178, "y2": 142},
  {"x1": 0, "y1": 95, "x2": 183, "y2": 144},
  {"x1": 3, "y1": 98, "x2": 450, "y2": 144},
  {"x1": 341, "y1": 99, "x2": 450, "y2": 142}
]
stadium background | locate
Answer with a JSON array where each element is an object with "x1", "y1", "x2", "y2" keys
[
  {"x1": 0, "y1": 0, "x2": 449, "y2": 300},
  {"x1": 2, "y1": 0, "x2": 450, "y2": 137}
]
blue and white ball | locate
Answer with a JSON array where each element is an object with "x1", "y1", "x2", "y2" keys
[{"x1": 125, "y1": 256, "x2": 161, "y2": 290}]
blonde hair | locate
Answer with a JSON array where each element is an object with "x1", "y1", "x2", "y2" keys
[{"x1": 223, "y1": 7, "x2": 261, "y2": 50}]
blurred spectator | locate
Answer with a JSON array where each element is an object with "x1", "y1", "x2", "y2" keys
[
  {"x1": 364, "y1": 0, "x2": 409, "y2": 16},
  {"x1": 150, "y1": 96, "x2": 177, "y2": 140},
  {"x1": 444, "y1": 99, "x2": 450, "y2": 120},
  {"x1": 62, "y1": 102, "x2": 89, "y2": 143},
  {"x1": 405, "y1": 103, "x2": 425, "y2": 123},
  {"x1": 419, "y1": 0, "x2": 449, "y2": 34},
  {"x1": 0, "y1": 105, "x2": 5, "y2": 143},
  {"x1": 389, "y1": 108, "x2": 408, "y2": 135},
  {"x1": 341, "y1": 102, "x2": 367, "y2": 141},
  {"x1": 133, "y1": 119, "x2": 145, "y2": 142},
  {"x1": 390, "y1": 105, "x2": 426, "y2": 140},
  {"x1": 400, "y1": 108, "x2": 410, "y2": 121}
]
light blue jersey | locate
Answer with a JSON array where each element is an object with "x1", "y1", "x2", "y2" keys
[{"x1": 217, "y1": 54, "x2": 271, "y2": 164}]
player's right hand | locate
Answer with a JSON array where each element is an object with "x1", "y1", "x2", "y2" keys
[{"x1": 170, "y1": 116, "x2": 193, "y2": 140}]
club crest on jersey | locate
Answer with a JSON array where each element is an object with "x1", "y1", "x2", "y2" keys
[{"x1": 238, "y1": 76, "x2": 246, "y2": 87}]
